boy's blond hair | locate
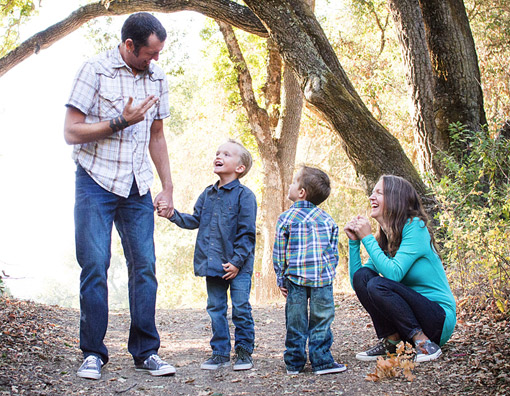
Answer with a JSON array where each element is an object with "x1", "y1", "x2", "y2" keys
[{"x1": 228, "y1": 139, "x2": 253, "y2": 178}]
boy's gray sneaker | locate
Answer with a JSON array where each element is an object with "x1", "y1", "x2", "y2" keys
[
  {"x1": 77, "y1": 355, "x2": 103, "y2": 380},
  {"x1": 201, "y1": 355, "x2": 230, "y2": 370},
  {"x1": 314, "y1": 362, "x2": 347, "y2": 375},
  {"x1": 233, "y1": 348, "x2": 253, "y2": 371},
  {"x1": 135, "y1": 354, "x2": 176, "y2": 376},
  {"x1": 415, "y1": 340, "x2": 442, "y2": 362},
  {"x1": 356, "y1": 338, "x2": 397, "y2": 361}
]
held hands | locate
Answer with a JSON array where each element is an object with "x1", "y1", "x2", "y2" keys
[
  {"x1": 344, "y1": 215, "x2": 373, "y2": 240},
  {"x1": 222, "y1": 263, "x2": 239, "y2": 280},
  {"x1": 122, "y1": 95, "x2": 159, "y2": 126},
  {"x1": 279, "y1": 286, "x2": 288, "y2": 298},
  {"x1": 156, "y1": 198, "x2": 174, "y2": 219}
]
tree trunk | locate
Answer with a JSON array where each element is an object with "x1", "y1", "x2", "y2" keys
[{"x1": 387, "y1": 0, "x2": 487, "y2": 177}]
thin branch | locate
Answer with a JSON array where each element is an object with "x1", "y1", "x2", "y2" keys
[{"x1": 0, "y1": 0, "x2": 267, "y2": 78}]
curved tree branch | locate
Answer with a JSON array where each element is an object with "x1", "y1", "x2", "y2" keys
[{"x1": 0, "y1": 0, "x2": 267, "y2": 78}]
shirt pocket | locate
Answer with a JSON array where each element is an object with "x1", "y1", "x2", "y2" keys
[
  {"x1": 221, "y1": 203, "x2": 239, "y2": 227},
  {"x1": 97, "y1": 92, "x2": 124, "y2": 119}
]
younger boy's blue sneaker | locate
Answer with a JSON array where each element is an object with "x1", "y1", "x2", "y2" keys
[
  {"x1": 201, "y1": 355, "x2": 231, "y2": 370},
  {"x1": 314, "y1": 362, "x2": 347, "y2": 375},
  {"x1": 233, "y1": 348, "x2": 253, "y2": 371}
]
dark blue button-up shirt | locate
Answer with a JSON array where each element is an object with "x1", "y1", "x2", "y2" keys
[{"x1": 170, "y1": 179, "x2": 257, "y2": 277}]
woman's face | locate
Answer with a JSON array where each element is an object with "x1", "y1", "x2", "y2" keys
[{"x1": 369, "y1": 179, "x2": 385, "y2": 225}]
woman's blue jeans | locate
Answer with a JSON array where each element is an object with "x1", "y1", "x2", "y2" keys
[
  {"x1": 352, "y1": 267, "x2": 445, "y2": 344},
  {"x1": 284, "y1": 280, "x2": 335, "y2": 372},
  {"x1": 205, "y1": 273, "x2": 255, "y2": 357},
  {"x1": 75, "y1": 165, "x2": 160, "y2": 365}
]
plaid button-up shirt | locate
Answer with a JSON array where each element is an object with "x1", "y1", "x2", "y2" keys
[
  {"x1": 273, "y1": 200, "x2": 339, "y2": 288},
  {"x1": 66, "y1": 46, "x2": 170, "y2": 197}
]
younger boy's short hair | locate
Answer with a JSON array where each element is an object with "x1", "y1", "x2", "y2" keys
[
  {"x1": 228, "y1": 139, "x2": 253, "y2": 178},
  {"x1": 298, "y1": 166, "x2": 331, "y2": 205}
]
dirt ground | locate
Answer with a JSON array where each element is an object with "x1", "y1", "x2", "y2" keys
[{"x1": 0, "y1": 293, "x2": 508, "y2": 395}]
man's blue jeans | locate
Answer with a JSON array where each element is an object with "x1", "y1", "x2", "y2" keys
[
  {"x1": 75, "y1": 165, "x2": 160, "y2": 365},
  {"x1": 205, "y1": 272, "x2": 255, "y2": 357},
  {"x1": 352, "y1": 267, "x2": 445, "y2": 344},
  {"x1": 284, "y1": 280, "x2": 335, "y2": 372}
]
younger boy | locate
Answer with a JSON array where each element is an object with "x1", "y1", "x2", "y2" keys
[
  {"x1": 158, "y1": 139, "x2": 257, "y2": 371},
  {"x1": 273, "y1": 166, "x2": 346, "y2": 375}
]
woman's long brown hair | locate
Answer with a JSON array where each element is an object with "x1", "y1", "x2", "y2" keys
[{"x1": 376, "y1": 175, "x2": 437, "y2": 257}]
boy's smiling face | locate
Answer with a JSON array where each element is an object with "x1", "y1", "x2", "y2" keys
[{"x1": 213, "y1": 142, "x2": 244, "y2": 178}]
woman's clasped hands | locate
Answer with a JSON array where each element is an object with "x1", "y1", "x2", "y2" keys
[{"x1": 344, "y1": 215, "x2": 373, "y2": 240}]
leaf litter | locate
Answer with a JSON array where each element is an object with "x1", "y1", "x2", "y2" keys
[{"x1": 0, "y1": 294, "x2": 508, "y2": 395}]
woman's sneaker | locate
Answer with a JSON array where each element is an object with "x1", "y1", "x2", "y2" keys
[
  {"x1": 200, "y1": 355, "x2": 230, "y2": 370},
  {"x1": 415, "y1": 340, "x2": 442, "y2": 362},
  {"x1": 356, "y1": 338, "x2": 398, "y2": 361}
]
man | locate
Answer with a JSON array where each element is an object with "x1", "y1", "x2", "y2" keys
[{"x1": 64, "y1": 12, "x2": 175, "y2": 380}]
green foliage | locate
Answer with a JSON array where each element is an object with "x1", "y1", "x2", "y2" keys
[
  {"x1": 466, "y1": 0, "x2": 510, "y2": 129},
  {"x1": 0, "y1": 0, "x2": 38, "y2": 57},
  {"x1": 432, "y1": 123, "x2": 510, "y2": 315}
]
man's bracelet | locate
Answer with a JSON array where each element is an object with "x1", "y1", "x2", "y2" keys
[{"x1": 109, "y1": 115, "x2": 129, "y2": 132}]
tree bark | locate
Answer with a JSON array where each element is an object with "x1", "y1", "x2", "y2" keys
[{"x1": 387, "y1": 0, "x2": 487, "y2": 177}]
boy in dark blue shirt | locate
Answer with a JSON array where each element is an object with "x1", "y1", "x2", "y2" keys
[{"x1": 157, "y1": 139, "x2": 257, "y2": 371}]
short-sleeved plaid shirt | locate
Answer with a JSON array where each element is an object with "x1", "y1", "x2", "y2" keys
[
  {"x1": 273, "y1": 200, "x2": 339, "y2": 288},
  {"x1": 66, "y1": 46, "x2": 170, "y2": 197}
]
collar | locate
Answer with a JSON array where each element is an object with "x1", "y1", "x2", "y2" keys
[
  {"x1": 213, "y1": 178, "x2": 240, "y2": 191},
  {"x1": 291, "y1": 200, "x2": 316, "y2": 209}
]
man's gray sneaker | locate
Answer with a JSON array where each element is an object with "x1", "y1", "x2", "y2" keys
[
  {"x1": 415, "y1": 340, "x2": 442, "y2": 362},
  {"x1": 201, "y1": 355, "x2": 230, "y2": 370},
  {"x1": 77, "y1": 355, "x2": 103, "y2": 380},
  {"x1": 135, "y1": 354, "x2": 176, "y2": 376},
  {"x1": 356, "y1": 338, "x2": 398, "y2": 361},
  {"x1": 233, "y1": 348, "x2": 253, "y2": 371}
]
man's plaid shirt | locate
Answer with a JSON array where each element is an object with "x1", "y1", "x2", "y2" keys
[
  {"x1": 273, "y1": 200, "x2": 339, "y2": 288},
  {"x1": 66, "y1": 46, "x2": 170, "y2": 198}
]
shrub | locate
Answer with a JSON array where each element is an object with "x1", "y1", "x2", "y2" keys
[{"x1": 432, "y1": 123, "x2": 510, "y2": 315}]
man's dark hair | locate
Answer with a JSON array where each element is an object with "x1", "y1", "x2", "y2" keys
[
  {"x1": 298, "y1": 166, "x2": 331, "y2": 205},
  {"x1": 121, "y1": 12, "x2": 167, "y2": 55}
]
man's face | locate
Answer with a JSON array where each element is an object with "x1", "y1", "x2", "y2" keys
[{"x1": 125, "y1": 33, "x2": 164, "y2": 72}]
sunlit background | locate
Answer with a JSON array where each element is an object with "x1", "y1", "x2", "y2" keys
[{"x1": 0, "y1": 1, "x2": 369, "y2": 309}]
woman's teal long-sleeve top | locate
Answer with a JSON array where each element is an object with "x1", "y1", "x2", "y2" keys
[{"x1": 348, "y1": 218, "x2": 456, "y2": 346}]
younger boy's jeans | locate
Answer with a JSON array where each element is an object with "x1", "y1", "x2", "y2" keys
[
  {"x1": 205, "y1": 272, "x2": 255, "y2": 357},
  {"x1": 284, "y1": 280, "x2": 335, "y2": 372},
  {"x1": 352, "y1": 267, "x2": 445, "y2": 344},
  {"x1": 75, "y1": 165, "x2": 160, "y2": 365}
]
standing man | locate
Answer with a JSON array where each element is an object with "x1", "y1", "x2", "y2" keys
[{"x1": 64, "y1": 12, "x2": 175, "y2": 380}]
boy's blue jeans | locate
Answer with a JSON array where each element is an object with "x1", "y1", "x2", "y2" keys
[
  {"x1": 75, "y1": 165, "x2": 160, "y2": 365},
  {"x1": 352, "y1": 267, "x2": 445, "y2": 344},
  {"x1": 205, "y1": 273, "x2": 255, "y2": 357},
  {"x1": 284, "y1": 280, "x2": 336, "y2": 372}
]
